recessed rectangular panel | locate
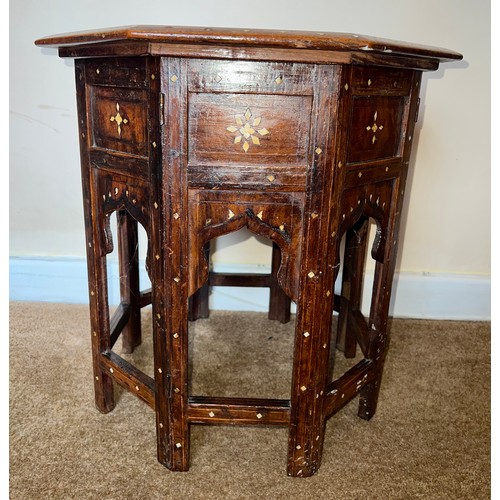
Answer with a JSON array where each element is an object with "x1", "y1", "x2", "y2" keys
[
  {"x1": 347, "y1": 95, "x2": 405, "y2": 164},
  {"x1": 187, "y1": 92, "x2": 313, "y2": 167},
  {"x1": 89, "y1": 85, "x2": 148, "y2": 157}
]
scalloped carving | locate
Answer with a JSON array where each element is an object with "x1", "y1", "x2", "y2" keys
[
  {"x1": 188, "y1": 189, "x2": 304, "y2": 301},
  {"x1": 337, "y1": 180, "x2": 394, "y2": 263},
  {"x1": 96, "y1": 173, "x2": 152, "y2": 278}
]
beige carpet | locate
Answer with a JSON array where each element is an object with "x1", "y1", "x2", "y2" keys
[{"x1": 10, "y1": 302, "x2": 490, "y2": 499}]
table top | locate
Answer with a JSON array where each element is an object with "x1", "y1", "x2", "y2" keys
[{"x1": 35, "y1": 25, "x2": 462, "y2": 62}]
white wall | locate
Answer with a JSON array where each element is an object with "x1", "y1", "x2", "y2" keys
[{"x1": 10, "y1": 0, "x2": 491, "y2": 316}]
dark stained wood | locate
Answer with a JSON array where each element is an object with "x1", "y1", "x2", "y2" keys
[
  {"x1": 36, "y1": 26, "x2": 460, "y2": 478},
  {"x1": 188, "y1": 396, "x2": 290, "y2": 426},
  {"x1": 324, "y1": 358, "x2": 374, "y2": 418},
  {"x1": 336, "y1": 217, "x2": 369, "y2": 358},
  {"x1": 100, "y1": 351, "x2": 155, "y2": 408},
  {"x1": 117, "y1": 210, "x2": 142, "y2": 353},
  {"x1": 268, "y1": 243, "x2": 291, "y2": 324},
  {"x1": 108, "y1": 301, "x2": 131, "y2": 349},
  {"x1": 35, "y1": 25, "x2": 462, "y2": 62},
  {"x1": 188, "y1": 243, "x2": 210, "y2": 321}
]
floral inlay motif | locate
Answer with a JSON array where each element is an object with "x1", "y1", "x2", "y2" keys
[
  {"x1": 366, "y1": 111, "x2": 384, "y2": 144},
  {"x1": 226, "y1": 108, "x2": 270, "y2": 153},
  {"x1": 110, "y1": 103, "x2": 128, "y2": 136}
]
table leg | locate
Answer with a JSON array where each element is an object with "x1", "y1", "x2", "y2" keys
[
  {"x1": 337, "y1": 218, "x2": 369, "y2": 358},
  {"x1": 268, "y1": 242, "x2": 291, "y2": 323},
  {"x1": 152, "y1": 57, "x2": 190, "y2": 471},
  {"x1": 117, "y1": 210, "x2": 142, "y2": 353},
  {"x1": 188, "y1": 242, "x2": 210, "y2": 321},
  {"x1": 358, "y1": 192, "x2": 401, "y2": 421}
]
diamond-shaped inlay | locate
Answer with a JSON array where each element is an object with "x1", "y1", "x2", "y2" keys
[
  {"x1": 170, "y1": 75, "x2": 178, "y2": 82},
  {"x1": 109, "y1": 103, "x2": 129, "y2": 137},
  {"x1": 308, "y1": 271, "x2": 315, "y2": 278},
  {"x1": 209, "y1": 411, "x2": 215, "y2": 417},
  {"x1": 366, "y1": 111, "x2": 384, "y2": 144}
]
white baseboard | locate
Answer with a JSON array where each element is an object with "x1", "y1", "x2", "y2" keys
[{"x1": 9, "y1": 257, "x2": 490, "y2": 320}]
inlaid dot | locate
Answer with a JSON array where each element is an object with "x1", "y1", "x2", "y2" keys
[
  {"x1": 315, "y1": 147, "x2": 322, "y2": 155},
  {"x1": 300, "y1": 386, "x2": 307, "y2": 392},
  {"x1": 95, "y1": 376, "x2": 99, "y2": 380},
  {"x1": 96, "y1": 68, "x2": 100, "y2": 74},
  {"x1": 175, "y1": 443, "x2": 182, "y2": 449},
  {"x1": 326, "y1": 290, "x2": 331, "y2": 297},
  {"x1": 344, "y1": 83, "x2": 349, "y2": 91},
  {"x1": 267, "y1": 175, "x2": 275, "y2": 182},
  {"x1": 338, "y1": 161, "x2": 343, "y2": 169},
  {"x1": 158, "y1": 368, "x2": 162, "y2": 373},
  {"x1": 159, "y1": 423, "x2": 163, "y2": 428},
  {"x1": 152, "y1": 141, "x2": 157, "y2": 148},
  {"x1": 135, "y1": 386, "x2": 140, "y2": 391},
  {"x1": 174, "y1": 276, "x2": 181, "y2": 283},
  {"x1": 171, "y1": 75, "x2": 178, "y2": 82},
  {"x1": 174, "y1": 387, "x2": 180, "y2": 393},
  {"x1": 173, "y1": 212, "x2": 180, "y2": 220},
  {"x1": 154, "y1": 202, "x2": 159, "y2": 209},
  {"x1": 296, "y1": 445, "x2": 301, "y2": 450},
  {"x1": 155, "y1": 254, "x2": 160, "y2": 260},
  {"x1": 209, "y1": 411, "x2": 215, "y2": 417},
  {"x1": 303, "y1": 332, "x2": 310, "y2": 338},
  {"x1": 151, "y1": 74, "x2": 155, "y2": 80},
  {"x1": 308, "y1": 271, "x2": 315, "y2": 278},
  {"x1": 256, "y1": 413, "x2": 263, "y2": 419},
  {"x1": 173, "y1": 333, "x2": 179, "y2": 339},
  {"x1": 358, "y1": 172, "x2": 362, "y2": 178},
  {"x1": 109, "y1": 368, "x2": 114, "y2": 373},
  {"x1": 275, "y1": 76, "x2": 283, "y2": 84}
]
